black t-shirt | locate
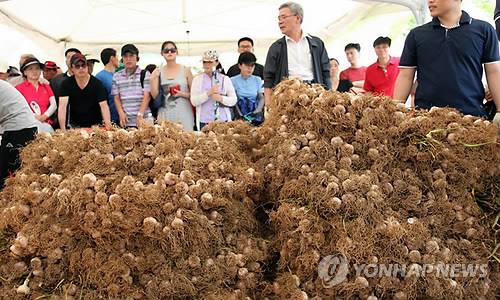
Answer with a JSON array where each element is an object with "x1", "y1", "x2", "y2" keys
[
  {"x1": 60, "y1": 75, "x2": 107, "y2": 128},
  {"x1": 226, "y1": 63, "x2": 264, "y2": 79}
]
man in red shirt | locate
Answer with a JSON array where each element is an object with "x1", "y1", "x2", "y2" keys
[
  {"x1": 339, "y1": 43, "x2": 367, "y2": 90},
  {"x1": 364, "y1": 36, "x2": 400, "y2": 97}
]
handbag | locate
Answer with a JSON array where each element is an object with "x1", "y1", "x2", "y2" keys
[{"x1": 150, "y1": 76, "x2": 164, "y2": 110}]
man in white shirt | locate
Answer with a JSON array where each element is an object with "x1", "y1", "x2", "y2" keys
[{"x1": 263, "y1": 1, "x2": 331, "y2": 106}]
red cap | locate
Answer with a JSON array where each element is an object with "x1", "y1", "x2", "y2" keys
[{"x1": 44, "y1": 61, "x2": 58, "y2": 70}]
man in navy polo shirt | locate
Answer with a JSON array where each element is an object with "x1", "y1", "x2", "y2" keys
[{"x1": 394, "y1": 0, "x2": 500, "y2": 126}]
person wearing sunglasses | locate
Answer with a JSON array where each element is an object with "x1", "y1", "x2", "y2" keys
[
  {"x1": 263, "y1": 2, "x2": 331, "y2": 109},
  {"x1": 150, "y1": 41, "x2": 194, "y2": 131},
  {"x1": 112, "y1": 44, "x2": 153, "y2": 128},
  {"x1": 190, "y1": 50, "x2": 236, "y2": 131},
  {"x1": 15, "y1": 57, "x2": 57, "y2": 133},
  {"x1": 57, "y1": 53, "x2": 111, "y2": 130}
]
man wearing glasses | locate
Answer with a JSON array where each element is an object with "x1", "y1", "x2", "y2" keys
[
  {"x1": 263, "y1": 1, "x2": 331, "y2": 107},
  {"x1": 57, "y1": 53, "x2": 111, "y2": 130},
  {"x1": 226, "y1": 37, "x2": 264, "y2": 79}
]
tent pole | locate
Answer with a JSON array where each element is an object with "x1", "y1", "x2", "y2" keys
[{"x1": 362, "y1": 0, "x2": 429, "y2": 25}]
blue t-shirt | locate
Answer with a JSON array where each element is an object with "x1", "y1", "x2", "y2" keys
[
  {"x1": 400, "y1": 11, "x2": 500, "y2": 117},
  {"x1": 231, "y1": 74, "x2": 262, "y2": 116},
  {"x1": 95, "y1": 69, "x2": 119, "y2": 123}
]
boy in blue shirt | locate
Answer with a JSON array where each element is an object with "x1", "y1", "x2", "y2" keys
[
  {"x1": 95, "y1": 48, "x2": 120, "y2": 124},
  {"x1": 230, "y1": 52, "x2": 265, "y2": 125}
]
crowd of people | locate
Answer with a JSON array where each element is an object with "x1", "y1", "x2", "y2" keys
[{"x1": 0, "y1": 0, "x2": 500, "y2": 188}]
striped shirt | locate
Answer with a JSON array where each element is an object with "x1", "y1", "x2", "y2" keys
[{"x1": 111, "y1": 67, "x2": 151, "y2": 127}]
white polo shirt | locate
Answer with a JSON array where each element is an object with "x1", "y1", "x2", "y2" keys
[{"x1": 286, "y1": 33, "x2": 314, "y2": 81}]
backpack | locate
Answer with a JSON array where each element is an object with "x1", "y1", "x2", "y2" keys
[{"x1": 140, "y1": 69, "x2": 163, "y2": 118}]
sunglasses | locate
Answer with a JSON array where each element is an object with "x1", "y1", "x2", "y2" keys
[
  {"x1": 73, "y1": 63, "x2": 87, "y2": 69},
  {"x1": 202, "y1": 60, "x2": 215, "y2": 64},
  {"x1": 162, "y1": 48, "x2": 177, "y2": 54}
]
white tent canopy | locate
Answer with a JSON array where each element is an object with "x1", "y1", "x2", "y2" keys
[
  {"x1": 0, "y1": 0, "x2": 427, "y2": 65},
  {"x1": 3, "y1": 0, "x2": 495, "y2": 69},
  {"x1": 0, "y1": 0, "x2": 428, "y2": 46}
]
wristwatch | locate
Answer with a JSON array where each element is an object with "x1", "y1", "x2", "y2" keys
[{"x1": 137, "y1": 112, "x2": 144, "y2": 117}]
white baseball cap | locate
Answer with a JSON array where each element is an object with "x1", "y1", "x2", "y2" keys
[{"x1": 202, "y1": 50, "x2": 219, "y2": 62}]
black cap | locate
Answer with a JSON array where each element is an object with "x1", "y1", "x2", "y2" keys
[
  {"x1": 20, "y1": 57, "x2": 44, "y2": 72},
  {"x1": 121, "y1": 44, "x2": 139, "y2": 56}
]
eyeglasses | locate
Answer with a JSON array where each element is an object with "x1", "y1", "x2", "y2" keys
[
  {"x1": 278, "y1": 14, "x2": 296, "y2": 21},
  {"x1": 162, "y1": 48, "x2": 177, "y2": 54},
  {"x1": 73, "y1": 63, "x2": 87, "y2": 69},
  {"x1": 202, "y1": 60, "x2": 214, "y2": 64}
]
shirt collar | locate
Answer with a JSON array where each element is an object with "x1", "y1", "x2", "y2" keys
[
  {"x1": 124, "y1": 66, "x2": 141, "y2": 77},
  {"x1": 285, "y1": 31, "x2": 308, "y2": 43},
  {"x1": 432, "y1": 10, "x2": 472, "y2": 27},
  {"x1": 377, "y1": 56, "x2": 397, "y2": 67}
]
